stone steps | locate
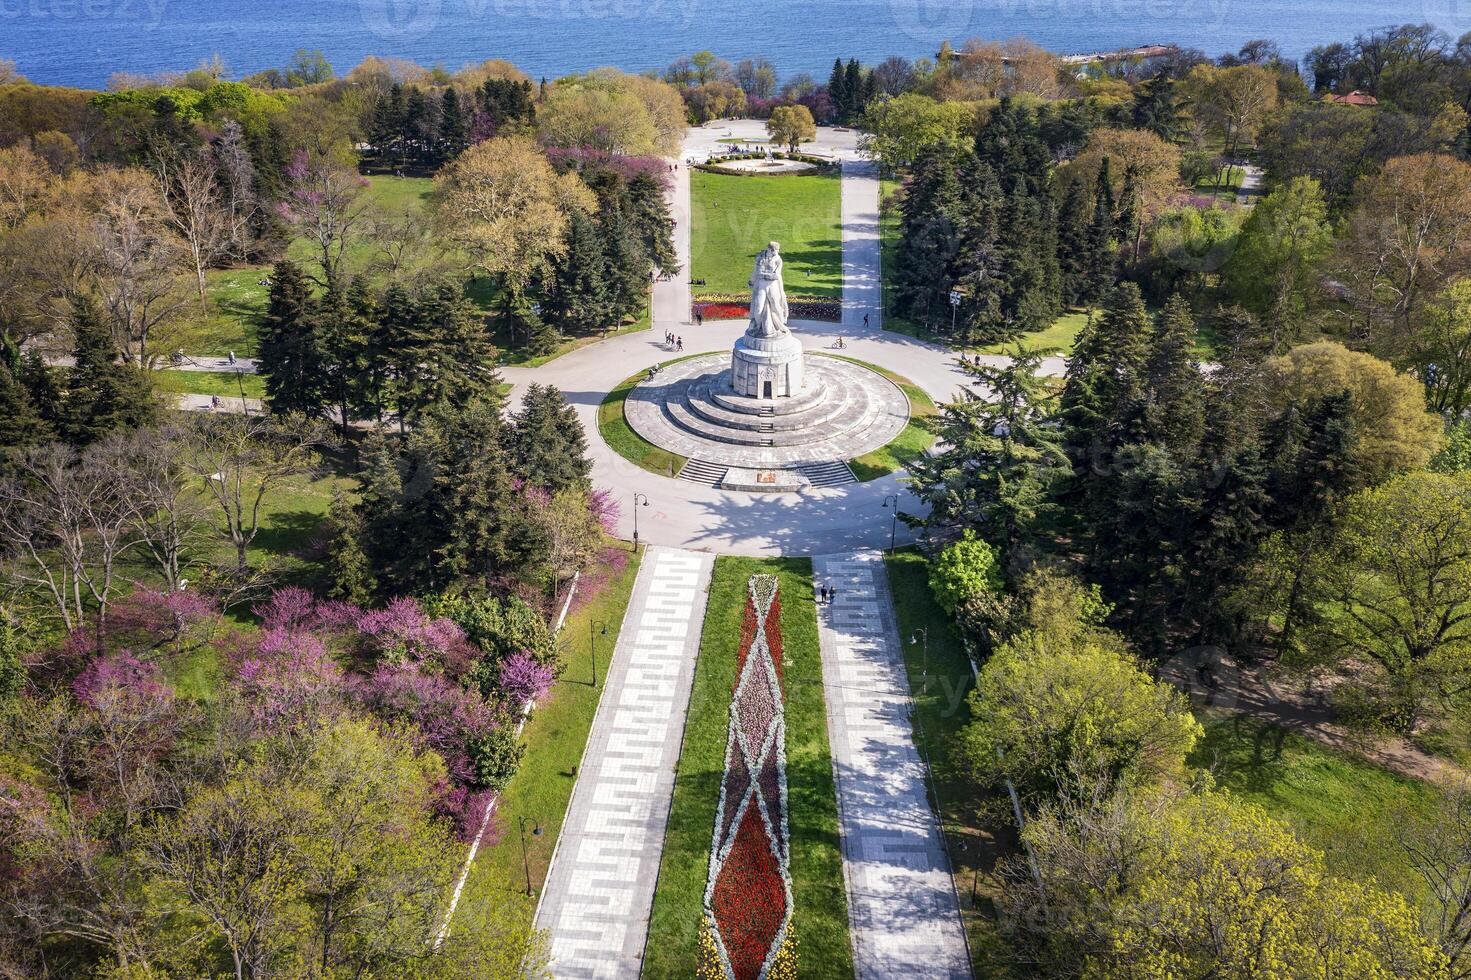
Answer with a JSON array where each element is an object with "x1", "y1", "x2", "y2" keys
[
  {"x1": 677, "y1": 458, "x2": 727, "y2": 486},
  {"x1": 797, "y1": 460, "x2": 857, "y2": 487},
  {"x1": 684, "y1": 376, "x2": 856, "y2": 433}
]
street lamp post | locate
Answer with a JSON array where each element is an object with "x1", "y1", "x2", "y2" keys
[
  {"x1": 910, "y1": 627, "x2": 929, "y2": 694},
  {"x1": 590, "y1": 619, "x2": 608, "y2": 688},
  {"x1": 518, "y1": 815, "x2": 543, "y2": 896},
  {"x1": 881, "y1": 494, "x2": 901, "y2": 554},
  {"x1": 631, "y1": 492, "x2": 649, "y2": 552},
  {"x1": 948, "y1": 288, "x2": 962, "y2": 336}
]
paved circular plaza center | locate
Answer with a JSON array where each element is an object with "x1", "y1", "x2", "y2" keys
[{"x1": 623, "y1": 353, "x2": 910, "y2": 488}]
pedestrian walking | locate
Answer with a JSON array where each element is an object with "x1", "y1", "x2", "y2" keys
[
  {"x1": 227, "y1": 350, "x2": 236, "y2": 365},
  {"x1": 676, "y1": 337, "x2": 683, "y2": 351},
  {"x1": 209, "y1": 395, "x2": 220, "y2": 411},
  {"x1": 863, "y1": 313, "x2": 869, "y2": 328},
  {"x1": 829, "y1": 586, "x2": 838, "y2": 605}
]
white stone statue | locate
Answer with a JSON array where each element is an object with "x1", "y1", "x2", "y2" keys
[
  {"x1": 748, "y1": 241, "x2": 790, "y2": 338},
  {"x1": 731, "y1": 240, "x2": 804, "y2": 398}
]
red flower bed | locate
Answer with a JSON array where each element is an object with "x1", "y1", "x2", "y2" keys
[
  {"x1": 702, "y1": 575, "x2": 794, "y2": 979},
  {"x1": 694, "y1": 302, "x2": 750, "y2": 321}
]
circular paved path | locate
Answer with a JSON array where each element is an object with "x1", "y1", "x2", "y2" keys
[{"x1": 503, "y1": 123, "x2": 1066, "y2": 557}]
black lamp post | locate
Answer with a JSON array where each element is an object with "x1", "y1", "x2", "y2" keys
[
  {"x1": 590, "y1": 619, "x2": 608, "y2": 688},
  {"x1": 881, "y1": 494, "x2": 901, "y2": 554},
  {"x1": 910, "y1": 626, "x2": 929, "y2": 694},
  {"x1": 518, "y1": 814, "x2": 543, "y2": 896},
  {"x1": 631, "y1": 492, "x2": 649, "y2": 551}
]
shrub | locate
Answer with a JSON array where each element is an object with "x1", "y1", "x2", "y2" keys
[{"x1": 466, "y1": 726, "x2": 525, "y2": 792}]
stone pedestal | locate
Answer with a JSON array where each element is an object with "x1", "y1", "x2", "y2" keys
[{"x1": 731, "y1": 331, "x2": 805, "y2": 399}]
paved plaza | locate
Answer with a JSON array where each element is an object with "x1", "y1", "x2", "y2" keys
[
  {"x1": 813, "y1": 552, "x2": 972, "y2": 979},
  {"x1": 536, "y1": 547, "x2": 714, "y2": 979}
]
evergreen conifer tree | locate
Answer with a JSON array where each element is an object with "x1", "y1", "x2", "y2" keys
[
  {"x1": 58, "y1": 296, "x2": 156, "y2": 446},
  {"x1": 257, "y1": 260, "x2": 321, "y2": 416},
  {"x1": 510, "y1": 383, "x2": 591, "y2": 493},
  {"x1": 547, "y1": 210, "x2": 611, "y2": 336}
]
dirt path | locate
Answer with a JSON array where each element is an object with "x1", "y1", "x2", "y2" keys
[{"x1": 1163, "y1": 650, "x2": 1466, "y2": 786}]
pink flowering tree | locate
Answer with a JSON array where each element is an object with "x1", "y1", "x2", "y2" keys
[{"x1": 498, "y1": 650, "x2": 555, "y2": 711}]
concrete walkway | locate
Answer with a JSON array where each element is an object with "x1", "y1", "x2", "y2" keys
[
  {"x1": 812, "y1": 551, "x2": 971, "y2": 979},
  {"x1": 535, "y1": 546, "x2": 714, "y2": 979},
  {"x1": 841, "y1": 160, "x2": 883, "y2": 331}
]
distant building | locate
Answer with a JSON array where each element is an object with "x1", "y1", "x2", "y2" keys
[{"x1": 1323, "y1": 90, "x2": 1379, "y2": 107}]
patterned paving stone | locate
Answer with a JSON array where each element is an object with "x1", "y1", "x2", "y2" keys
[
  {"x1": 535, "y1": 547, "x2": 714, "y2": 979},
  {"x1": 813, "y1": 551, "x2": 972, "y2": 980}
]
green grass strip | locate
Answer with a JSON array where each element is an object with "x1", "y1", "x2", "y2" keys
[
  {"x1": 597, "y1": 356, "x2": 704, "y2": 478},
  {"x1": 462, "y1": 549, "x2": 645, "y2": 926},
  {"x1": 817, "y1": 354, "x2": 937, "y2": 481},
  {"x1": 885, "y1": 551, "x2": 1017, "y2": 976},
  {"x1": 644, "y1": 556, "x2": 853, "y2": 978}
]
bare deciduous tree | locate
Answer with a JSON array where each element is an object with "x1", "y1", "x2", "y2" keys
[
  {"x1": 103, "y1": 427, "x2": 211, "y2": 592},
  {"x1": 0, "y1": 443, "x2": 139, "y2": 631},
  {"x1": 154, "y1": 149, "x2": 234, "y2": 304},
  {"x1": 84, "y1": 168, "x2": 193, "y2": 366},
  {"x1": 174, "y1": 412, "x2": 327, "y2": 573},
  {"x1": 277, "y1": 150, "x2": 369, "y2": 291}
]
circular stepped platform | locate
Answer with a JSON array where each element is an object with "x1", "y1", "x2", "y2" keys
[{"x1": 623, "y1": 353, "x2": 910, "y2": 472}]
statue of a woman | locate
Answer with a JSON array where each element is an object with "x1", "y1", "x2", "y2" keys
[{"x1": 748, "y1": 241, "x2": 790, "y2": 337}]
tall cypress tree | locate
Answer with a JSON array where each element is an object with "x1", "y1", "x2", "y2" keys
[
  {"x1": 599, "y1": 208, "x2": 650, "y2": 326},
  {"x1": 1056, "y1": 177, "x2": 1091, "y2": 307},
  {"x1": 440, "y1": 87, "x2": 468, "y2": 160},
  {"x1": 1143, "y1": 295, "x2": 1205, "y2": 455},
  {"x1": 844, "y1": 59, "x2": 865, "y2": 118},
  {"x1": 257, "y1": 260, "x2": 321, "y2": 416},
  {"x1": 1084, "y1": 159, "x2": 1116, "y2": 303}
]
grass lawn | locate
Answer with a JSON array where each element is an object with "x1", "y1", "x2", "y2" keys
[
  {"x1": 494, "y1": 301, "x2": 652, "y2": 368},
  {"x1": 690, "y1": 170, "x2": 842, "y2": 300},
  {"x1": 192, "y1": 176, "x2": 437, "y2": 356},
  {"x1": 156, "y1": 369, "x2": 266, "y2": 399},
  {"x1": 598, "y1": 358, "x2": 697, "y2": 478},
  {"x1": 459, "y1": 547, "x2": 644, "y2": 930},
  {"x1": 885, "y1": 551, "x2": 1016, "y2": 977},
  {"x1": 978, "y1": 310, "x2": 1090, "y2": 355},
  {"x1": 644, "y1": 556, "x2": 852, "y2": 978},
  {"x1": 821, "y1": 354, "x2": 937, "y2": 481},
  {"x1": 1190, "y1": 713, "x2": 1445, "y2": 903}
]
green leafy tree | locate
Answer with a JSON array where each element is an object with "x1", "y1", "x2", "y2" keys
[
  {"x1": 959, "y1": 626, "x2": 1202, "y2": 807},
  {"x1": 928, "y1": 531, "x2": 1004, "y2": 617},
  {"x1": 1221, "y1": 176, "x2": 1333, "y2": 350},
  {"x1": 1303, "y1": 472, "x2": 1471, "y2": 731},
  {"x1": 1006, "y1": 787, "x2": 1446, "y2": 978},
  {"x1": 766, "y1": 104, "x2": 816, "y2": 153}
]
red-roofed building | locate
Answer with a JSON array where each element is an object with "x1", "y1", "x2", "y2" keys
[{"x1": 1323, "y1": 90, "x2": 1379, "y2": 106}]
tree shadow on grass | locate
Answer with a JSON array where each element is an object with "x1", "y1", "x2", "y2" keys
[{"x1": 1189, "y1": 714, "x2": 1289, "y2": 795}]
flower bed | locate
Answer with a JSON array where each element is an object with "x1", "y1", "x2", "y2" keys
[
  {"x1": 699, "y1": 575, "x2": 796, "y2": 980},
  {"x1": 693, "y1": 297, "x2": 841, "y2": 323}
]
